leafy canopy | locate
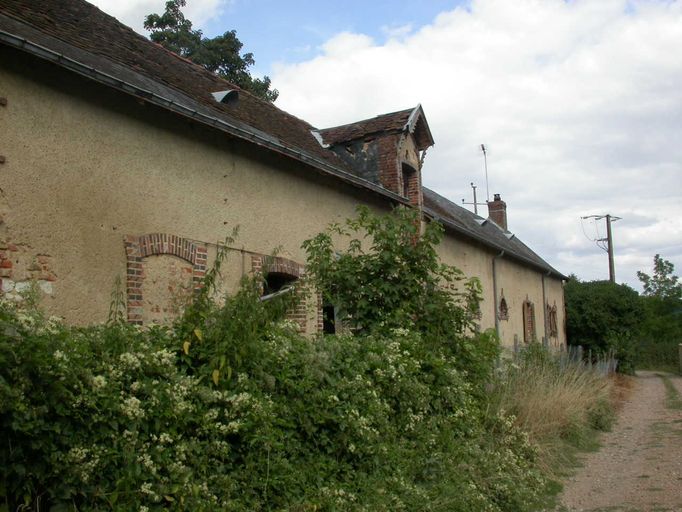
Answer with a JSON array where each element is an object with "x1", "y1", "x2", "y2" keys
[
  {"x1": 637, "y1": 254, "x2": 682, "y2": 301},
  {"x1": 303, "y1": 205, "x2": 499, "y2": 386},
  {"x1": 144, "y1": 0, "x2": 278, "y2": 102}
]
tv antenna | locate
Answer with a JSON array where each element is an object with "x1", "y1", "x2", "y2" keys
[
  {"x1": 481, "y1": 143, "x2": 490, "y2": 201},
  {"x1": 462, "y1": 182, "x2": 487, "y2": 215},
  {"x1": 580, "y1": 214, "x2": 622, "y2": 283}
]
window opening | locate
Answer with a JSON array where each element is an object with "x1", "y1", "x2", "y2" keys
[
  {"x1": 322, "y1": 303, "x2": 337, "y2": 334},
  {"x1": 498, "y1": 291, "x2": 509, "y2": 321},
  {"x1": 547, "y1": 303, "x2": 558, "y2": 338},
  {"x1": 522, "y1": 299, "x2": 536, "y2": 343},
  {"x1": 263, "y1": 272, "x2": 297, "y2": 296},
  {"x1": 401, "y1": 162, "x2": 416, "y2": 199}
]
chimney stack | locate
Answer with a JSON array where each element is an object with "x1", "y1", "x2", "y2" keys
[{"x1": 487, "y1": 193, "x2": 507, "y2": 231}]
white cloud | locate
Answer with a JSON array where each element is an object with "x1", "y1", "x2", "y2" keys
[
  {"x1": 272, "y1": 0, "x2": 682, "y2": 289},
  {"x1": 89, "y1": 0, "x2": 226, "y2": 34}
]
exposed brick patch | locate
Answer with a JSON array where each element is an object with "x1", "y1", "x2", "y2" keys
[
  {"x1": 124, "y1": 234, "x2": 208, "y2": 325},
  {"x1": 377, "y1": 134, "x2": 401, "y2": 194},
  {"x1": 0, "y1": 240, "x2": 56, "y2": 300}
]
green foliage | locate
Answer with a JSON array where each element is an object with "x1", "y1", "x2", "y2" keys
[
  {"x1": 636, "y1": 255, "x2": 682, "y2": 370},
  {"x1": 637, "y1": 254, "x2": 682, "y2": 300},
  {"x1": 0, "y1": 209, "x2": 553, "y2": 511},
  {"x1": 0, "y1": 300, "x2": 545, "y2": 511},
  {"x1": 144, "y1": 0, "x2": 278, "y2": 102},
  {"x1": 564, "y1": 277, "x2": 642, "y2": 372},
  {"x1": 303, "y1": 205, "x2": 499, "y2": 387}
]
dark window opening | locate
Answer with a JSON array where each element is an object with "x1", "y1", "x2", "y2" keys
[
  {"x1": 401, "y1": 163, "x2": 416, "y2": 199},
  {"x1": 263, "y1": 272, "x2": 297, "y2": 296},
  {"x1": 323, "y1": 304, "x2": 336, "y2": 334}
]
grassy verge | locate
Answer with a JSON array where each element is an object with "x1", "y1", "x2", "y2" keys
[
  {"x1": 489, "y1": 345, "x2": 620, "y2": 508},
  {"x1": 658, "y1": 373, "x2": 682, "y2": 410}
]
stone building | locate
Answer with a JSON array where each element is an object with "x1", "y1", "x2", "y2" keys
[{"x1": 0, "y1": 0, "x2": 566, "y2": 348}]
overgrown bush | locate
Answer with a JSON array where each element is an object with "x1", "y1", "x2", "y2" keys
[
  {"x1": 1, "y1": 208, "x2": 552, "y2": 511},
  {"x1": 303, "y1": 205, "x2": 499, "y2": 389},
  {"x1": 564, "y1": 277, "x2": 642, "y2": 373}
]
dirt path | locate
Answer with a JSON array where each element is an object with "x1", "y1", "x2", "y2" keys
[{"x1": 557, "y1": 371, "x2": 682, "y2": 512}]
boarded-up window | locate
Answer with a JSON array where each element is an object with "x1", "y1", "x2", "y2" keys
[
  {"x1": 140, "y1": 254, "x2": 194, "y2": 325},
  {"x1": 547, "y1": 303, "x2": 558, "y2": 338},
  {"x1": 522, "y1": 299, "x2": 536, "y2": 343}
]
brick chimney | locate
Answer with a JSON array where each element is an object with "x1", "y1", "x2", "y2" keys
[{"x1": 487, "y1": 193, "x2": 507, "y2": 231}]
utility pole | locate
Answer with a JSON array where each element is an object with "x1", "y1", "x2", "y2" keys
[
  {"x1": 605, "y1": 214, "x2": 616, "y2": 283},
  {"x1": 581, "y1": 214, "x2": 622, "y2": 283}
]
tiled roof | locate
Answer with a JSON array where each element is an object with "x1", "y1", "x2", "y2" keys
[
  {"x1": 319, "y1": 108, "x2": 415, "y2": 145},
  {"x1": 0, "y1": 0, "x2": 563, "y2": 279},
  {"x1": 0, "y1": 0, "x2": 360, "y2": 177},
  {"x1": 319, "y1": 105, "x2": 434, "y2": 150},
  {"x1": 422, "y1": 188, "x2": 566, "y2": 278}
]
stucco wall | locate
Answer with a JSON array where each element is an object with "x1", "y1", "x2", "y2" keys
[
  {"x1": 0, "y1": 49, "x2": 389, "y2": 324},
  {"x1": 0, "y1": 46, "x2": 566, "y2": 347},
  {"x1": 435, "y1": 235, "x2": 496, "y2": 332}
]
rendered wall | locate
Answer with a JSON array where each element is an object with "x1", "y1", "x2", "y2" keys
[
  {"x1": 0, "y1": 46, "x2": 566, "y2": 346},
  {"x1": 0, "y1": 48, "x2": 388, "y2": 326},
  {"x1": 435, "y1": 235, "x2": 496, "y2": 333}
]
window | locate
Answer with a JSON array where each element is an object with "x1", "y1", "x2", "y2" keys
[
  {"x1": 547, "y1": 303, "x2": 558, "y2": 338},
  {"x1": 263, "y1": 272, "x2": 297, "y2": 296},
  {"x1": 322, "y1": 303, "x2": 337, "y2": 334},
  {"x1": 401, "y1": 162, "x2": 417, "y2": 200},
  {"x1": 522, "y1": 299, "x2": 536, "y2": 343},
  {"x1": 498, "y1": 291, "x2": 509, "y2": 321}
]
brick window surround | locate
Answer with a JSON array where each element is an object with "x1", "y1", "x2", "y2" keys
[
  {"x1": 251, "y1": 254, "x2": 319, "y2": 333},
  {"x1": 124, "y1": 234, "x2": 207, "y2": 324}
]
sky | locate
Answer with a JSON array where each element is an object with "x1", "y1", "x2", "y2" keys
[{"x1": 90, "y1": 0, "x2": 682, "y2": 290}]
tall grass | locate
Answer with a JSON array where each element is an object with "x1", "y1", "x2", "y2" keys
[{"x1": 489, "y1": 344, "x2": 615, "y2": 477}]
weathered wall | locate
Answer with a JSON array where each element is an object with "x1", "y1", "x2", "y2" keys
[
  {"x1": 495, "y1": 257, "x2": 565, "y2": 349},
  {"x1": 0, "y1": 48, "x2": 388, "y2": 324},
  {"x1": 0, "y1": 46, "x2": 566, "y2": 347},
  {"x1": 436, "y1": 235, "x2": 496, "y2": 332}
]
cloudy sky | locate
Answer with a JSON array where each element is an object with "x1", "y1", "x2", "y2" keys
[{"x1": 91, "y1": 0, "x2": 682, "y2": 290}]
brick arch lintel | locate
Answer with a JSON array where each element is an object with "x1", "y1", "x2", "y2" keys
[
  {"x1": 124, "y1": 233, "x2": 208, "y2": 324},
  {"x1": 251, "y1": 254, "x2": 304, "y2": 279}
]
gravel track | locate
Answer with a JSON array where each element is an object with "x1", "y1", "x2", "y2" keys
[{"x1": 557, "y1": 371, "x2": 682, "y2": 512}]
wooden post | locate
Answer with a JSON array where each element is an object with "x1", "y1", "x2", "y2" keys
[{"x1": 678, "y1": 344, "x2": 682, "y2": 375}]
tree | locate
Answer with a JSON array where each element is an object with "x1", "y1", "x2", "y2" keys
[
  {"x1": 564, "y1": 277, "x2": 642, "y2": 373},
  {"x1": 144, "y1": 0, "x2": 279, "y2": 102},
  {"x1": 302, "y1": 206, "x2": 499, "y2": 386},
  {"x1": 637, "y1": 254, "x2": 682, "y2": 300},
  {"x1": 636, "y1": 255, "x2": 682, "y2": 369}
]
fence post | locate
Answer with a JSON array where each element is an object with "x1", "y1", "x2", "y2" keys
[{"x1": 679, "y1": 344, "x2": 682, "y2": 375}]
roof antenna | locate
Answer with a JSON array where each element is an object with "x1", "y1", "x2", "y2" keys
[
  {"x1": 481, "y1": 144, "x2": 490, "y2": 201},
  {"x1": 462, "y1": 182, "x2": 487, "y2": 215}
]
